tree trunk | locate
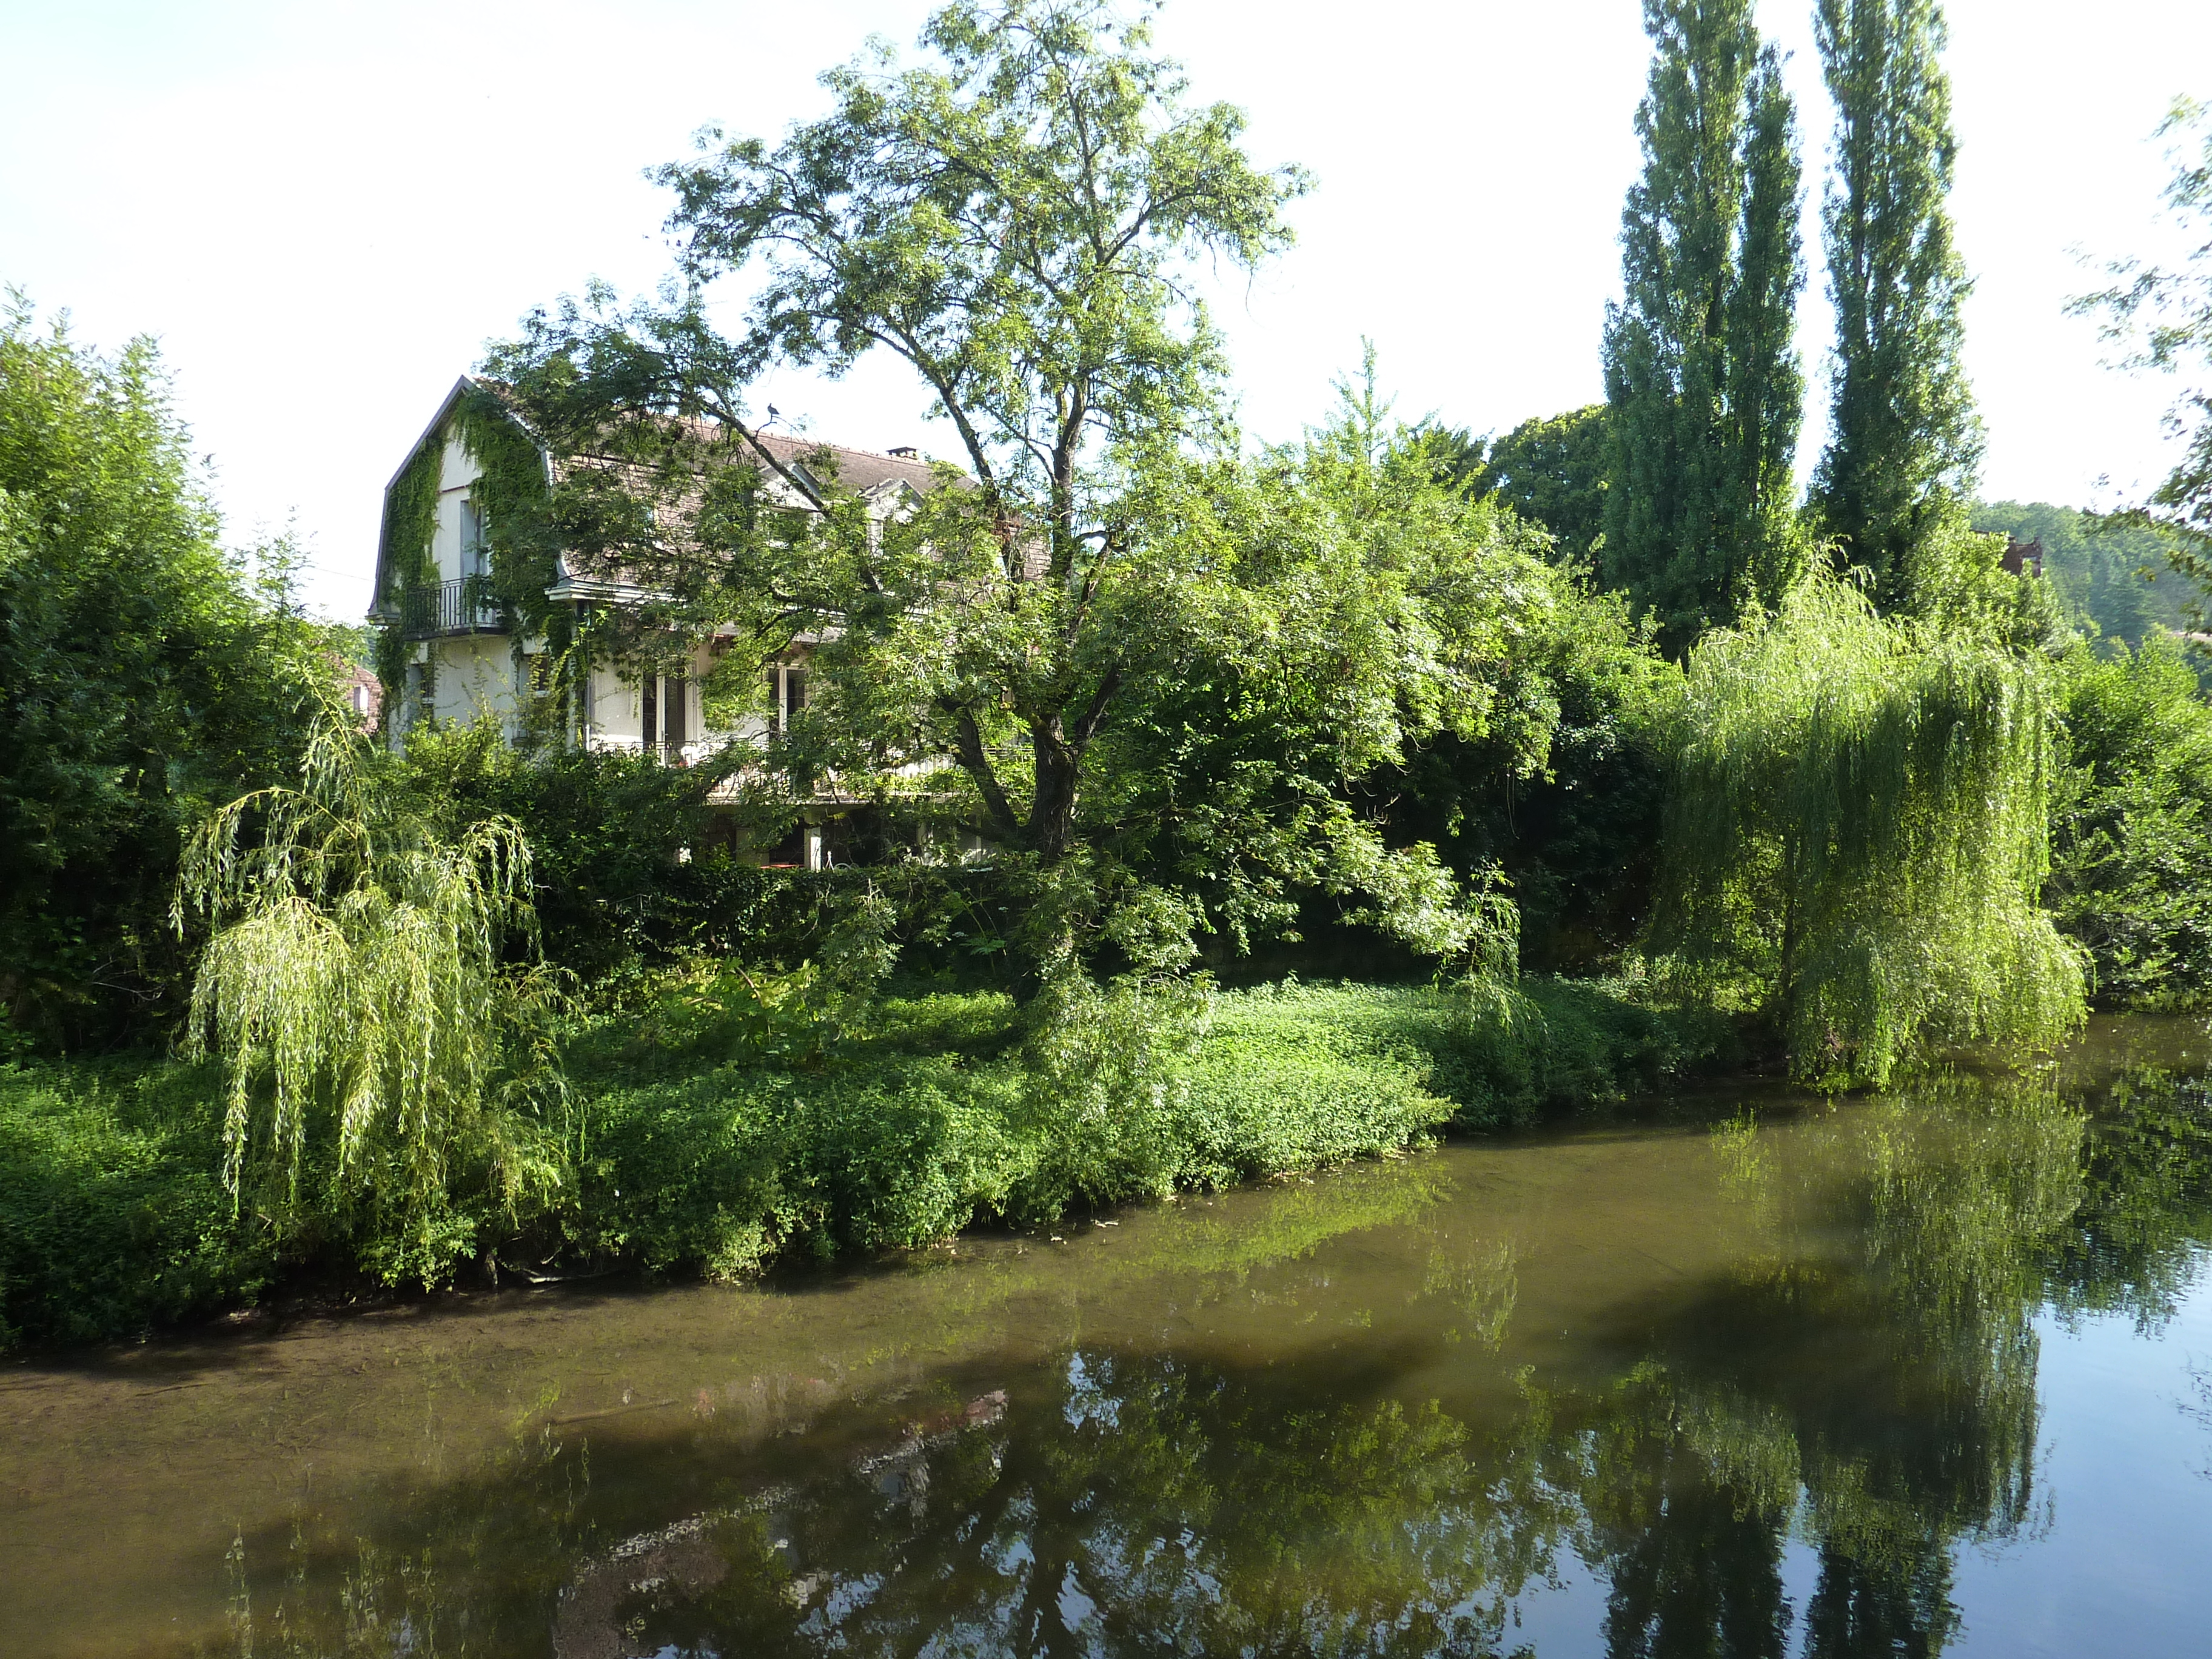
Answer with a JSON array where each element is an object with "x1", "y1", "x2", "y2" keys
[{"x1": 1028, "y1": 728, "x2": 1079, "y2": 862}]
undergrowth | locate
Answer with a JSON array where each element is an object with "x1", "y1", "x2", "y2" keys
[{"x1": 0, "y1": 975, "x2": 1732, "y2": 1350}]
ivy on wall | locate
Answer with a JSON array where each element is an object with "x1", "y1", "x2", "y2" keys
[
  {"x1": 372, "y1": 438, "x2": 444, "y2": 708},
  {"x1": 455, "y1": 385, "x2": 557, "y2": 623},
  {"x1": 371, "y1": 384, "x2": 594, "y2": 742},
  {"x1": 457, "y1": 383, "x2": 583, "y2": 739}
]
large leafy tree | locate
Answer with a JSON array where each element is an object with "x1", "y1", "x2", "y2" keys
[
  {"x1": 488, "y1": 2, "x2": 1547, "y2": 976},
  {"x1": 1470, "y1": 404, "x2": 1610, "y2": 564},
  {"x1": 1647, "y1": 568, "x2": 2084, "y2": 1086},
  {"x1": 655, "y1": 0, "x2": 1301, "y2": 869},
  {"x1": 2076, "y1": 98, "x2": 2212, "y2": 618},
  {"x1": 0, "y1": 295, "x2": 326, "y2": 1047},
  {"x1": 1603, "y1": 0, "x2": 1806, "y2": 651},
  {"x1": 1811, "y1": 0, "x2": 1982, "y2": 600}
]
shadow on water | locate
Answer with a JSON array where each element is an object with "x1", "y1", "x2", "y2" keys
[{"x1": 7, "y1": 1017, "x2": 2212, "y2": 1657}]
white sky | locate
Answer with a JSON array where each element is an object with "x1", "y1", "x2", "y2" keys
[{"x1": 2, "y1": 0, "x2": 2205, "y2": 621}]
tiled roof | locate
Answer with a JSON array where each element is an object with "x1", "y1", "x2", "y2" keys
[
  {"x1": 374, "y1": 375, "x2": 967, "y2": 618},
  {"x1": 744, "y1": 429, "x2": 946, "y2": 496}
]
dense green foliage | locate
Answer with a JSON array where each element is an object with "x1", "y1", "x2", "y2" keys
[
  {"x1": 1651, "y1": 569, "x2": 2085, "y2": 1084},
  {"x1": 1468, "y1": 404, "x2": 1609, "y2": 562},
  {"x1": 1387, "y1": 578, "x2": 1676, "y2": 972},
  {"x1": 1972, "y1": 499, "x2": 2200, "y2": 648},
  {"x1": 176, "y1": 699, "x2": 571, "y2": 1287},
  {"x1": 1812, "y1": 0, "x2": 1981, "y2": 597},
  {"x1": 0, "y1": 1059, "x2": 266, "y2": 1347},
  {"x1": 391, "y1": 720, "x2": 752, "y2": 977},
  {"x1": 0, "y1": 973, "x2": 1728, "y2": 1349},
  {"x1": 1602, "y1": 0, "x2": 1805, "y2": 648},
  {"x1": 2047, "y1": 636, "x2": 2212, "y2": 1008},
  {"x1": 0, "y1": 297, "x2": 327, "y2": 1050}
]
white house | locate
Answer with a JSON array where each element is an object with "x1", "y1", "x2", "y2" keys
[{"x1": 368, "y1": 377, "x2": 942, "y2": 865}]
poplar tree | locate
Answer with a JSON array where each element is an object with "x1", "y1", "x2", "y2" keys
[
  {"x1": 1812, "y1": 0, "x2": 1981, "y2": 601},
  {"x1": 1603, "y1": 1, "x2": 1806, "y2": 652}
]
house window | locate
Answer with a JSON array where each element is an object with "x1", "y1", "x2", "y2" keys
[
  {"x1": 460, "y1": 500, "x2": 489, "y2": 579},
  {"x1": 664, "y1": 670, "x2": 687, "y2": 759},
  {"x1": 766, "y1": 662, "x2": 808, "y2": 737}
]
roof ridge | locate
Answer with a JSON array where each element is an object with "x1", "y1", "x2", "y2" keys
[{"x1": 758, "y1": 431, "x2": 934, "y2": 464}]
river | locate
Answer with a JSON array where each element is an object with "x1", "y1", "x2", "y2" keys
[{"x1": 5, "y1": 1015, "x2": 2212, "y2": 1657}]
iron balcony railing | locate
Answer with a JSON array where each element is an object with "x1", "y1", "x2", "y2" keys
[{"x1": 398, "y1": 578, "x2": 504, "y2": 639}]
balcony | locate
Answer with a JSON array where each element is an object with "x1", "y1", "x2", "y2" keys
[{"x1": 398, "y1": 578, "x2": 504, "y2": 639}]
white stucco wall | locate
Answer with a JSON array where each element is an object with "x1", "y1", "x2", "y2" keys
[
  {"x1": 423, "y1": 633, "x2": 527, "y2": 728},
  {"x1": 580, "y1": 646, "x2": 750, "y2": 760}
]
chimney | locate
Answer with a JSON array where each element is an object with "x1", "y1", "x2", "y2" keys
[{"x1": 888, "y1": 445, "x2": 919, "y2": 458}]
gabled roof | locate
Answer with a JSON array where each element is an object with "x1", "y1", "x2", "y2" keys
[
  {"x1": 369, "y1": 376, "x2": 950, "y2": 622},
  {"x1": 368, "y1": 375, "x2": 549, "y2": 619}
]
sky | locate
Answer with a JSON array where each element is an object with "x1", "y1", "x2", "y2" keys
[{"x1": 2, "y1": 0, "x2": 2206, "y2": 621}]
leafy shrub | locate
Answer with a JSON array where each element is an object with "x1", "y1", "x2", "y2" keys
[
  {"x1": 0, "y1": 1061, "x2": 267, "y2": 1346},
  {"x1": 573, "y1": 1059, "x2": 1026, "y2": 1277},
  {"x1": 1007, "y1": 970, "x2": 1212, "y2": 1220},
  {"x1": 2049, "y1": 635, "x2": 2212, "y2": 1007}
]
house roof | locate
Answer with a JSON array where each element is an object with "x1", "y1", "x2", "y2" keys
[
  {"x1": 740, "y1": 430, "x2": 943, "y2": 498},
  {"x1": 369, "y1": 375, "x2": 954, "y2": 621}
]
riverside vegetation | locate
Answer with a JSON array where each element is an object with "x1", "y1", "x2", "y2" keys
[{"x1": 6, "y1": 1, "x2": 2212, "y2": 1351}]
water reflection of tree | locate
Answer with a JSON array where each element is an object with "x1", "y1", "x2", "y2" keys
[
  {"x1": 1558, "y1": 1076, "x2": 2083, "y2": 1659},
  {"x1": 638, "y1": 1352, "x2": 1569, "y2": 1657},
  {"x1": 206, "y1": 1065, "x2": 2212, "y2": 1659},
  {"x1": 2040, "y1": 1067, "x2": 2212, "y2": 1332}
]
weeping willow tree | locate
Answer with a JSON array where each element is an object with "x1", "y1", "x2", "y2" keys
[
  {"x1": 173, "y1": 694, "x2": 568, "y2": 1284},
  {"x1": 1650, "y1": 569, "x2": 2085, "y2": 1085}
]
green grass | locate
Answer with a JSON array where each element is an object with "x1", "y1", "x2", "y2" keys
[
  {"x1": 0, "y1": 975, "x2": 1734, "y2": 1350},
  {"x1": 562, "y1": 974, "x2": 1735, "y2": 1285}
]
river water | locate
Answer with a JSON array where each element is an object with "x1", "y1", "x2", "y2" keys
[{"x1": 7, "y1": 1016, "x2": 2212, "y2": 1658}]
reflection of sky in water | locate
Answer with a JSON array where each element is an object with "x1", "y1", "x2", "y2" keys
[
  {"x1": 1503, "y1": 1252, "x2": 2212, "y2": 1659},
  {"x1": 1951, "y1": 1264, "x2": 2212, "y2": 1659}
]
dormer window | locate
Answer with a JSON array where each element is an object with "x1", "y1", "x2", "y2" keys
[{"x1": 460, "y1": 500, "x2": 489, "y2": 578}]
